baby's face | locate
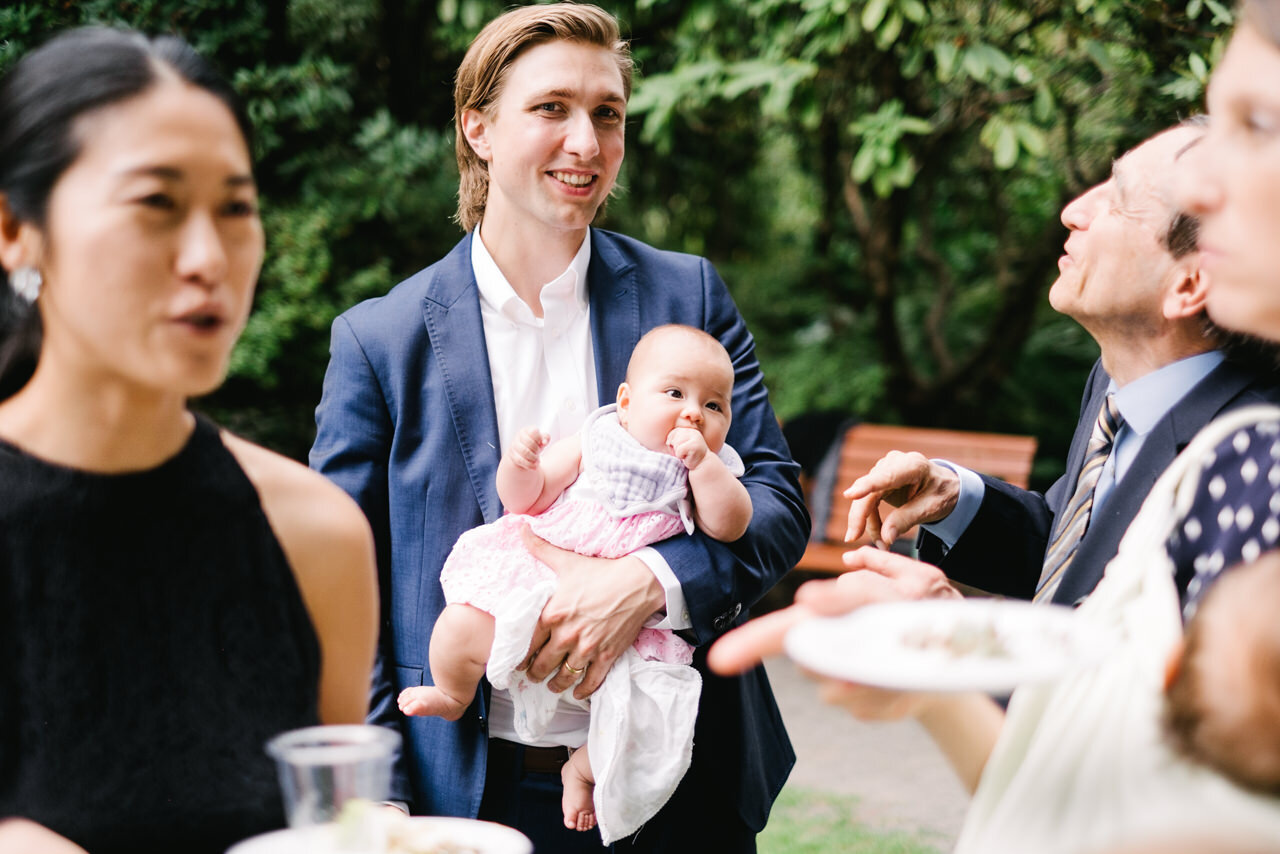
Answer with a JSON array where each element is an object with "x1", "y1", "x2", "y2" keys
[{"x1": 617, "y1": 334, "x2": 734, "y2": 456}]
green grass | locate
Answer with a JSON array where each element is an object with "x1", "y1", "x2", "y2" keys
[{"x1": 760, "y1": 788, "x2": 946, "y2": 854}]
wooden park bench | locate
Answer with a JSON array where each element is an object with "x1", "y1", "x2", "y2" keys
[{"x1": 794, "y1": 423, "x2": 1038, "y2": 573}]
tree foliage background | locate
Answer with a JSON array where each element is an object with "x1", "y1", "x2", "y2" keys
[{"x1": 0, "y1": 0, "x2": 1233, "y2": 485}]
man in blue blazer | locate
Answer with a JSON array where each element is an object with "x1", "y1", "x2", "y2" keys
[
  {"x1": 830, "y1": 121, "x2": 1280, "y2": 608},
  {"x1": 309, "y1": 6, "x2": 807, "y2": 852}
]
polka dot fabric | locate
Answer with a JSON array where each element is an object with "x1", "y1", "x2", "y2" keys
[{"x1": 1169, "y1": 418, "x2": 1280, "y2": 619}]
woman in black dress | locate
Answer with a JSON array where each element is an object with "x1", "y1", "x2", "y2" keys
[{"x1": 0, "y1": 28, "x2": 378, "y2": 853}]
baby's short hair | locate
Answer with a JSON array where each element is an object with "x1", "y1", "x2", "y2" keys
[{"x1": 625, "y1": 325, "x2": 732, "y2": 384}]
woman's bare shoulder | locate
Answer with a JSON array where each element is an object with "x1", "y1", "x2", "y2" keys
[
  {"x1": 219, "y1": 430, "x2": 372, "y2": 554},
  {"x1": 219, "y1": 431, "x2": 377, "y2": 726}
]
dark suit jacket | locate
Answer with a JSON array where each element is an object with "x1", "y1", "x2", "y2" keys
[
  {"x1": 919, "y1": 357, "x2": 1280, "y2": 605},
  {"x1": 309, "y1": 229, "x2": 807, "y2": 834}
]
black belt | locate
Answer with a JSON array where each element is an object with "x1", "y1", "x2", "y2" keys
[{"x1": 488, "y1": 738, "x2": 571, "y2": 775}]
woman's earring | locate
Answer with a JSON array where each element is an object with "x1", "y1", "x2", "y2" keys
[{"x1": 11, "y1": 266, "x2": 41, "y2": 303}]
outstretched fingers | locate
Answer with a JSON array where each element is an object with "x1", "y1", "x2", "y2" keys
[
  {"x1": 708, "y1": 547, "x2": 961, "y2": 676},
  {"x1": 826, "y1": 546, "x2": 962, "y2": 602}
]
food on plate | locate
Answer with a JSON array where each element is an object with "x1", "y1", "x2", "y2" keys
[
  {"x1": 386, "y1": 819, "x2": 483, "y2": 854},
  {"x1": 900, "y1": 617, "x2": 1011, "y2": 659},
  {"x1": 335, "y1": 801, "x2": 484, "y2": 853}
]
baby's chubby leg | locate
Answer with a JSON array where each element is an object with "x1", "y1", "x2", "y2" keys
[
  {"x1": 397, "y1": 603, "x2": 495, "y2": 721},
  {"x1": 561, "y1": 744, "x2": 597, "y2": 832}
]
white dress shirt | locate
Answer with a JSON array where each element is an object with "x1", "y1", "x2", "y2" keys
[{"x1": 470, "y1": 229, "x2": 690, "y2": 746}]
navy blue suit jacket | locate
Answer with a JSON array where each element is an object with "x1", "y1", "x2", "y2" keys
[
  {"x1": 310, "y1": 230, "x2": 807, "y2": 833},
  {"x1": 919, "y1": 357, "x2": 1280, "y2": 605}
]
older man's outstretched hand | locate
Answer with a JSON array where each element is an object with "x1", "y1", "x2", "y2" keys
[
  {"x1": 843, "y1": 451, "x2": 961, "y2": 546},
  {"x1": 707, "y1": 546, "x2": 961, "y2": 676}
]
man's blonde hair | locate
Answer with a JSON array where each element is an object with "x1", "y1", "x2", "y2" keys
[{"x1": 453, "y1": 3, "x2": 632, "y2": 232}]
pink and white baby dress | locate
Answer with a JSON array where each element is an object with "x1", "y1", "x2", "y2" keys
[{"x1": 439, "y1": 403, "x2": 745, "y2": 843}]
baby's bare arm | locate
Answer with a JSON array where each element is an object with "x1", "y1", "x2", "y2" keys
[
  {"x1": 668, "y1": 427, "x2": 751, "y2": 541},
  {"x1": 688, "y1": 456, "x2": 752, "y2": 541},
  {"x1": 497, "y1": 427, "x2": 548, "y2": 514},
  {"x1": 497, "y1": 429, "x2": 582, "y2": 515}
]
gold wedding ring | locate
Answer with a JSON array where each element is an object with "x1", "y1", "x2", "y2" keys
[{"x1": 563, "y1": 661, "x2": 585, "y2": 675}]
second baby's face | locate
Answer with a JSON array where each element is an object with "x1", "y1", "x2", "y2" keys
[{"x1": 617, "y1": 332, "x2": 735, "y2": 457}]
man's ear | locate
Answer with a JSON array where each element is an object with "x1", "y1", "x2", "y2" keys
[
  {"x1": 459, "y1": 108, "x2": 493, "y2": 163},
  {"x1": 0, "y1": 195, "x2": 42, "y2": 275},
  {"x1": 1162, "y1": 258, "x2": 1209, "y2": 321}
]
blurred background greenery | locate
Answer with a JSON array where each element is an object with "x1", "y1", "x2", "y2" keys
[{"x1": 0, "y1": 0, "x2": 1233, "y2": 484}]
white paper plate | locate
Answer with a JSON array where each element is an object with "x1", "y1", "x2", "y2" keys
[
  {"x1": 784, "y1": 598, "x2": 1116, "y2": 694},
  {"x1": 227, "y1": 816, "x2": 533, "y2": 854}
]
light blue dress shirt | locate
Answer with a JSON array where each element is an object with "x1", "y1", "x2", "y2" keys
[{"x1": 924, "y1": 351, "x2": 1225, "y2": 550}]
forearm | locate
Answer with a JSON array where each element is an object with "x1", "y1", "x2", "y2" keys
[
  {"x1": 628, "y1": 556, "x2": 669, "y2": 615},
  {"x1": 689, "y1": 458, "x2": 752, "y2": 542},
  {"x1": 916, "y1": 692, "x2": 1005, "y2": 793},
  {"x1": 499, "y1": 433, "x2": 581, "y2": 516},
  {"x1": 496, "y1": 457, "x2": 546, "y2": 515}
]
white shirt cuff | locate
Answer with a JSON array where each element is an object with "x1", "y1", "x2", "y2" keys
[
  {"x1": 919, "y1": 461, "x2": 985, "y2": 551},
  {"x1": 632, "y1": 546, "x2": 691, "y2": 630}
]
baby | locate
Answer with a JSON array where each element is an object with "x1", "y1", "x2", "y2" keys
[
  {"x1": 1164, "y1": 548, "x2": 1280, "y2": 796},
  {"x1": 397, "y1": 324, "x2": 752, "y2": 842}
]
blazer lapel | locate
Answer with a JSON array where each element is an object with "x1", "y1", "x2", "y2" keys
[
  {"x1": 1054, "y1": 357, "x2": 1257, "y2": 604},
  {"x1": 588, "y1": 229, "x2": 642, "y2": 395},
  {"x1": 1052, "y1": 365, "x2": 1110, "y2": 529},
  {"x1": 421, "y1": 234, "x2": 504, "y2": 523},
  {"x1": 1162, "y1": 358, "x2": 1258, "y2": 451}
]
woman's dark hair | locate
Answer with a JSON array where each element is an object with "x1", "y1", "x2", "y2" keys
[{"x1": 0, "y1": 27, "x2": 252, "y2": 400}]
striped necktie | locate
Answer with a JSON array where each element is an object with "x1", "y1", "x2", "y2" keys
[{"x1": 1034, "y1": 393, "x2": 1122, "y2": 603}]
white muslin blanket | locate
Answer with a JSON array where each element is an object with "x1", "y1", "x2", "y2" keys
[{"x1": 487, "y1": 579, "x2": 701, "y2": 844}]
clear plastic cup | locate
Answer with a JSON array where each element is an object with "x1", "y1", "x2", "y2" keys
[{"x1": 266, "y1": 724, "x2": 401, "y2": 846}]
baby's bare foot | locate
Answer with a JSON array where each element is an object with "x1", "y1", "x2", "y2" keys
[
  {"x1": 561, "y1": 750, "x2": 597, "y2": 832},
  {"x1": 397, "y1": 686, "x2": 467, "y2": 721}
]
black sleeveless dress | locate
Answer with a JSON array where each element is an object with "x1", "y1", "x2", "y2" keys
[{"x1": 0, "y1": 415, "x2": 321, "y2": 853}]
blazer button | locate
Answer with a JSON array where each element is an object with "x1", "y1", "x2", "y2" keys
[{"x1": 713, "y1": 602, "x2": 743, "y2": 631}]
